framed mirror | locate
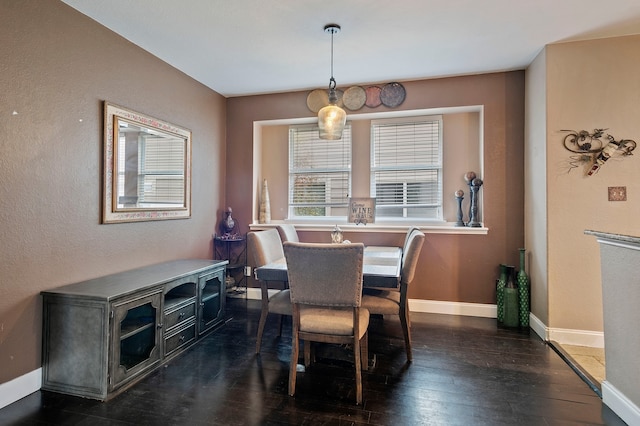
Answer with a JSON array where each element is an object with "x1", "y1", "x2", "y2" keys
[{"x1": 103, "y1": 102, "x2": 191, "y2": 223}]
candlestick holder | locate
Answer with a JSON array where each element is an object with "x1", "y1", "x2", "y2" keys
[
  {"x1": 468, "y1": 178, "x2": 483, "y2": 227},
  {"x1": 454, "y1": 189, "x2": 465, "y2": 226}
]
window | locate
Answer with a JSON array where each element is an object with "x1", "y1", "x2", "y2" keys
[
  {"x1": 371, "y1": 116, "x2": 442, "y2": 220},
  {"x1": 288, "y1": 124, "x2": 351, "y2": 218}
]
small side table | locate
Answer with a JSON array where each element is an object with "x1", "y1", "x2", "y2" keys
[{"x1": 213, "y1": 234, "x2": 247, "y2": 295}]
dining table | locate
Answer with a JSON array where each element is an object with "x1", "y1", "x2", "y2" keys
[{"x1": 254, "y1": 245, "x2": 402, "y2": 288}]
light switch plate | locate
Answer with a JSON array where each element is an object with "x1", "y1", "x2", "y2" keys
[{"x1": 608, "y1": 186, "x2": 627, "y2": 201}]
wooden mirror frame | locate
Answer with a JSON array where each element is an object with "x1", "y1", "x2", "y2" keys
[{"x1": 102, "y1": 102, "x2": 192, "y2": 223}]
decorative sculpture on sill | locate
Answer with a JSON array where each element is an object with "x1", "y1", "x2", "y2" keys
[
  {"x1": 454, "y1": 190, "x2": 465, "y2": 227},
  {"x1": 464, "y1": 172, "x2": 483, "y2": 227},
  {"x1": 561, "y1": 128, "x2": 636, "y2": 175},
  {"x1": 259, "y1": 179, "x2": 271, "y2": 224}
]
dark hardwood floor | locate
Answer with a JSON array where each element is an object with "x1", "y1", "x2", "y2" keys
[{"x1": 0, "y1": 298, "x2": 626, "y2": 425}]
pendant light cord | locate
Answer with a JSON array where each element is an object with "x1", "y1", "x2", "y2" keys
[
  {"x1": 324, "y1": 24, "x2": 340, "y2": 97},
  {"x1": 329, "y1": 29, "x2": 336, "y2": 90}
]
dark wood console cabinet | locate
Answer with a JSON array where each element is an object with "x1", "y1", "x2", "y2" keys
[{"x1": 41, "y1": 259, "x2": 227, "y2": 400}]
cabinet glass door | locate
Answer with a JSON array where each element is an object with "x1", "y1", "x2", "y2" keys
[
  {"x1": 198, "y1": 269, "x2": 225, "y2": 335},
  {"x1": 110, "y1": 291, "x2": 162, "y2": 390}
]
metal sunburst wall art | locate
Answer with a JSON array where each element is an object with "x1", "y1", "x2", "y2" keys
[{"x1": 561, "y1": 128, "x2": 636, "y2": 176}]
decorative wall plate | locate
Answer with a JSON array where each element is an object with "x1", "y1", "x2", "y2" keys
[
  {"x1": 306, "y1": 88, "x2": 344, "y2": 112},
  {"x1": 380, "y1": 82, "x2": 406, "y2": 108},
  {"x1": 306, "y1": 89, "x2": 328, "y2": 113},
  {"x1": 343, "y1": 86, "x2": 366, "y2": 111},
  {"x1": 365, "y1": 86, "x2": 382, "y2": 108}
]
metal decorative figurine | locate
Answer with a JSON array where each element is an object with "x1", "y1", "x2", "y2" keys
[
  {"x1": 464, "y1": 172, "x2": 483, "y2": 227},
  {"x1": 561, "y1": 128, "x2": 636, "y2": 175},
  {"x1": 454, "y1": 190, "x2": 465, "y2": 226},
  {"x1": 464, "y1": 171, "x2": 476, "y2": 221}
]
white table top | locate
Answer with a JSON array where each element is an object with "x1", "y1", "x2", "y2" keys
[{"x1": 255, "y1": 245, "x2": 402, "y2": 288}]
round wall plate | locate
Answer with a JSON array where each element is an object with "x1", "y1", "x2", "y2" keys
[
  {"x1": 365, "y1": 86, "x2": 382, "y2": 108},
  {"x1": 307, "y1": 89, "x2": 344, "y2": 113},
  {"x1": 343, "y1": 86, "x2": 366, "y2": 111},
  {"x1": 307, "y1": 89, "x2": 328, "y2": 113},
  {"x1": 380, "y1": 82, "x2": 406, "y2": 108}
]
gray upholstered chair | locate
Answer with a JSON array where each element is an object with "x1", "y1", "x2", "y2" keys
[
  {"x1": 283, "y1": 242, "x2": 369, "y2": 405},
  {"x1": 402, "y1": 226, "x2": 421, "y2": 252},
  {"x1": 247, "y1": 229, "x2": 292, "y2": 353},
  {"x1": 362, "y1": 229, "x2": 425, "y2": 362},
  {"x1": 276, "y1": 224, "x2": 299, "y2": 243}
]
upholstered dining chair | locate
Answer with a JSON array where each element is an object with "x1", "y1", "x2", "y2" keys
[
  {"x1": 276, "y1": 224, "x2": 299, "y2": 243},
  {"x1": 362, "y1": 229, "x2": 425, "y2": 362},
  {"x1": 283, "y1": 242, "x2": 369, "y2": 405},
  {"x1": 402, "y1": 226, "x2": 421, "y2": 252},
  {"x1": 247, "y1": 229, "x2": 292, "y2": 354}
]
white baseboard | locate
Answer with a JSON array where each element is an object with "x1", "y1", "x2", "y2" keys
[
  {"x1": 408, "y1": 298, "x2": 496, "y2": 318},
  {"x1": 603, "y1": 380, "x2": 640, "y2": 426},
  {"x1": 548, "y1": 327, "x2": 604, "y2": 348},
  {"x1": 529, "y1": 313, "x2": 547, "y2": 341},
  {"x1": 236, "y1": 292, "x2": 605, "y2": 350},
  {"x1": 527, "y1": 313, "x2": 604, "y2": 348},
  {"x1": 235, "y1": 290, "x2": 498, "y2": 318},
  {"x1": 0, "y1": 368, "x2": 41, "y2": 410}
]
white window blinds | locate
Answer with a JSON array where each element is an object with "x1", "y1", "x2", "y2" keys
[
  {"x1": 371, "y1": 116, "x2": 442, "y2": 219},
  {"x1": 116, "y1": 133, "x2": 186, "y2": 207},
  {"x1": 289, "y1": 124, "x2": 351, "y2": 218},
  {"x1": 138, "y1": 135, "x2": 186, "y2": 205}
]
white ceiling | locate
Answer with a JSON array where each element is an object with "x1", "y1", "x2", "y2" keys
[{"x1": 62, "y1": 0, "x2": 640, "y2": 97}]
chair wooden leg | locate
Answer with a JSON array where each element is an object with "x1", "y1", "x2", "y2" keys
[
  {"x1": 303, "y1": 340, "x2": 311, "y2": 367},
  {"x1": 360, "y1": 332, "x2": 369, "y2": 371},
  {"x1": 399, "y1": 307, "x2": 412, "y2": 362},
  {"x1": 289, "y1": 308, "x2": 300, "y2": 397},
  {"x1": 255, "y1": 284, "x2": 270, "y2": 354},
  {"x1": 353, "y1": 334, "x2": 362, "y2": 405}
]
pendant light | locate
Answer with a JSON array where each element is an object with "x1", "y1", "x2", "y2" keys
[{"x1": 318, "y1": 24, "x2": 346, "y2": 140}]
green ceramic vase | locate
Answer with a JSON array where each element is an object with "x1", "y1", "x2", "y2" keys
[
  {"x1": 503, "y1": 266, "x2": 519, "y2": 328},
  {"x1": 496, "y1": 264, "x2": 508, "y2": 324},
  {"x1": 517, "y1": 248, "x2": 530, "y2": 328}
]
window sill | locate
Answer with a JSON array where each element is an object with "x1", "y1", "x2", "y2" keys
[{"x1": 249, "y1": 221, "x2": 488, "y2": 235}]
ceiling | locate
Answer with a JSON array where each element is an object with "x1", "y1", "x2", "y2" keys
[{"x1": 62, "y1": 0, "x2": 640, "y2": 98}]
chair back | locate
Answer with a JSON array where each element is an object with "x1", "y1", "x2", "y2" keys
[
  {"x1": 276, "y1": 224, "x2": 299, "y2": 243},
  {"x1": 283, "y1": 242, "x2": 364, "y2": 307},
  {"x1": 247, "y1": 229, "x2": 285, "y2": 267},
  {"x1": 401, "y1": 230, "x2": 425, "y2": 286},
  {"x1": 402, "y1": 226, "x2": 421, "y2": 253}
]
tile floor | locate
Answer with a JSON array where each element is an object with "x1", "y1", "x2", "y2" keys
[
  {"x1": 562, "y1": 344, "x2": 606, "y2": 384},
  {"x1": 551, "y1": 342, "x2": 606, "y2": 396}
]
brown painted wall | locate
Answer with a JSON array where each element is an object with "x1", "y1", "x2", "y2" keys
[
  {"x1": 0, "y1": 0, "x2": 226, "y2": 383},
  {"x1": 227, "y1": 72, "x2": 525, "y2": 304}
]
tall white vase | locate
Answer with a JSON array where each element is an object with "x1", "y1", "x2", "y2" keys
[{"x1": 259, "y1": 179, "x2": 271, "y2": 224}]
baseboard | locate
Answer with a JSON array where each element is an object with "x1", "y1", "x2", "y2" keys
[
  {"x1": 235, "y1": 291, "x2": 605, "y2": 349},
  {"x1": 0, "y1": 368, "x2": 41, "y2": 410},
  {"x1": 529, "y1": 313, "x2": 547, "y2": 341},
  {"x1": 602, "y1": 380, "x2": 640, "y2": 426},
  {"x1": 236, "y1": 290, "x2": 499, "y2": 318},
  {"x1": 548, "y1": 327, "x2": 604, "y2": 348},
  {"x1": 408, "y1": 299, "x2": 496, "y2": 318}
]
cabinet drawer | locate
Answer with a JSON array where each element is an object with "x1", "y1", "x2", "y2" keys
[
  {"x1": 164, "y1": 301, "x2": 196, "y2": 331},
  {"x1": 164, "y1": 322, "x2": 196, "y2": 357}
]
